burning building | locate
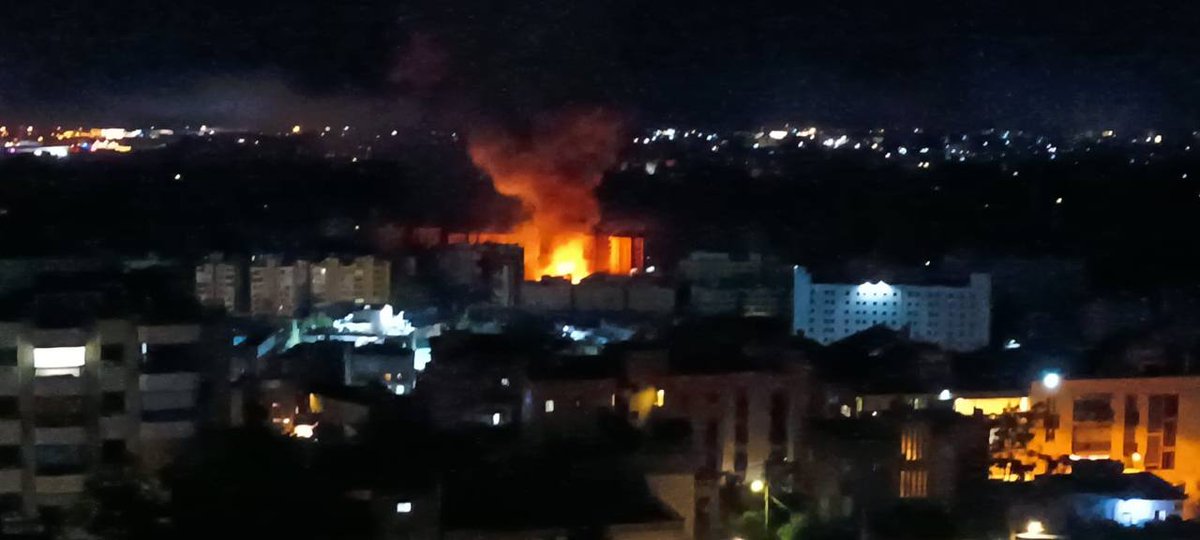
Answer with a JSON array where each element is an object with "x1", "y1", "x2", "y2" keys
[{"x1": 467, "y1": 110, "x2": 641, "y2": 283}]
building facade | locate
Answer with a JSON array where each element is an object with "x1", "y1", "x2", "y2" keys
[
  {"x1": 195, "y1": 254, "x2": 392, "y2": 317},
  {"x1": 312, "y1": 256, "x2": 391, "y2": 306},
  {"x1": 792, "y1": 266, "x2": 991, "y2": 351},
  {"x1": 249, "y1": 256, "x2": 310, "y2": 317},
  {"x1": 1027, "y1": 375, "x2": 1200, "y2": 518},
  {"x1": 194, "y1": 254, "x2": 241, "y2": 313},
  {"x1": 0, "y1": 320, "x2": 223, "y2": 515}
]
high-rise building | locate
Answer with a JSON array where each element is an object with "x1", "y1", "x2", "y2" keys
[
  {"x1": 311, "y1": 256, "x2": 391, "y2": 306},
  {"x1": 194, "y1": 253, "x2": 242, "y2": 313},
  {"x1": 792, "y1": 266, "x2": 991, "y2": 352},
  {"x1": 0, "y1": 285, "x2": 227, "y2": 515},
  {"x1": 249, "y1": 256, "x2": 310, "y2": 316}
]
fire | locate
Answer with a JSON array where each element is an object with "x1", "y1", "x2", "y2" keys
[{"x1": 468, "y1": 110, "x2": 622, "y2": 283}]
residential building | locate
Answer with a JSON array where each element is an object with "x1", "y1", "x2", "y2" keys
[
  {"x1": 1027, "y1": 374, "x2": 1200, "y2": 517},
  {"x1": 249, "y1": 256, "x2": 310, "y2": 316},
  {"x1": 803, "y1": 410, "x2": 989, "y2": 522},
  {"x1": 1008, "y1": 461, "x2": 1186, "y2": 534},
  {"x1": 678, "y1": 252, "x2": 769, "y2": 285},
  {"x1": 194, "y1": 253, "x2": 242, "y2": 313},
  {"x1": 518, "y1": 275, "x2": 675, "y2": 314},
  {"x1": 792, "y1": 266, "x2": 991, "y2": 351},
  {"x1": 312, "y1": 256, "x2": 391, "y2": 306},
  {"x1": 525, "y1": 347, "x2": 809, "y2": 538},
  {"x1": 0, "y1": 288, "x2": 227, "y2": 516}
]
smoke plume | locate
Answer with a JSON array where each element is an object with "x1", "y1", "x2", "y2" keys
[{"x1": 468, "y1": 109, "x2": 623, "y2": 282}]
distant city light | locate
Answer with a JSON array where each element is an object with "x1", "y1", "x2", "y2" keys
[
  {"x1": 293, "y1": 424, "x2": 316, "y2": 438},
  {"x1": 291, "y1": 125, "x2": 301, "y2": 134},
  {"x1": 897, "y1": 146, "x2": 908, "y2": 155},
  {"x1": 1055, "y1": 197, "x2": 1063, "y2": 204},
  {"x1": 1153, "y1": 134, "x2": 1163, "y2": 144},
  {"x1": 1042, "y1": 372, "x2": 1061, "y2": 389},
  {"x1": 491, "y1": 412, "x2": 501, "y2": 426},
  {"x1": 938, "y1": 389, "x2": 952, "y2": 401},
  {"x1": 1004, "y1": 338, "x2": 1021, "y2": 350},
  {"x1": 174, "y1": 173, "x2": 182, "y2": 181},
  {"x1": 395, "y1": 502, "x2": 413, "y2": 514},
  {"x1": 768, "y1": 130, "x2": 788, "y2": 140}
]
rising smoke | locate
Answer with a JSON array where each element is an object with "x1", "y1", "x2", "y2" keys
[{"x1": 468, "y1": 109, "x2": 623, "y2": 282}]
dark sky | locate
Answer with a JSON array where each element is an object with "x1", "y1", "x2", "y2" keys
[{"x1": 1, "y1": 0, "x2": 1198, "y2": 130}]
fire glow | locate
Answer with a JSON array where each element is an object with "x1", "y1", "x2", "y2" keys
[{"x1": 468, "y1": 110, "x2": 623, "y2": 283}]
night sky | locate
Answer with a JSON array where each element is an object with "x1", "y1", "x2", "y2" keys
[{"x1": 2, "y1": 0, "x2": 1198, "y2": 130}]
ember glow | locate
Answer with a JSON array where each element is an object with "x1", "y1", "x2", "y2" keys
[{"x1": 468, "y1": 110, "x2": 622, "y2": 283}]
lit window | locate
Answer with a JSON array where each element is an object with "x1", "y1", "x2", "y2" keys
[
  {"x1": 655, "y1": 389, "x2": 665, "y2": 407},
  {"x1": 34, "y1": 346, "x2": 85, "y2": 377},
  {"x1": 396, "y1": 502, "x2": 412, "y2": 513},
  {"x1": 545, "y1": 400, "x2": 555, "y2": 413}
]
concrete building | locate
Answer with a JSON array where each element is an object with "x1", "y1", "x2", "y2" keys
[
  {"x1": 792, "y1": 266, "x2": 991, "y2": 352},
  {"x1": 525, "y1": 348, "x2": 809, "y2": 538},
  {"x1": 312, "y1": 256, "x2": 391, "y2": 306},
  {"x1": 519, "y1": 276, "x2": 675, "y2": 315},
  {"x1": 518, "y1": 278, "x2": 573, "y2": 312},
  {"x1": 249, "y1": 256, "x2": 310, "y2": 317},
  {"x1": 678, "y1": 252, "x2": 769, "y2": 285},
  {"x1": 194, "y1": 253, "x2": 242, "y2": 313},
  {"x1": 803, "y1": 410, "x2": 989, "y2": 523},
  {"x1": 0, "y1": 303, "x2": 226, "y2": 515},
  {"x1": 1027, "y1": 374, "x2": 1200, "y2": 517}
]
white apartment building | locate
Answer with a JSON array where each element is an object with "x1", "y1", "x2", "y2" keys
[
  {"x1": 311, "y1": 256, "x2": 391, "y2": 306},
  {"x1": 792, "y1": 266, "x2": 991, "y2": 351},
  {"x1": 194, "y1": 254, "x2": 241, "y2": 313},
  {"x1": 0, "y1": 320, "x2": 217, "y2": 515}
]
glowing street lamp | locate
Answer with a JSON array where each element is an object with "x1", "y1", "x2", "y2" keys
[{"x1": 749, "y1": 479, "x2": 769, "y2": 528}]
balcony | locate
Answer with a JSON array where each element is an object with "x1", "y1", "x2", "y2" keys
[
  {"x1": 139, "y1": 373, "x2": 198, "y2": 392},
  {"x1": 35, "y1": 474, "x2": 85, "y2": 494},
  {"x1": 0, "y1": 469, "x2": 21, "y2": 494},
  {"x1": 100, "y1": 416, "x2": 129, "y2": 439},
  {"x1": 141, "y1": 420, "x2": 195, "y2": 440},
  {"x1": 0, "y1": 367, "x2": 18, "y2": 395},
  {"x1": 34, "y1": 427, "x2": 86, "y2": 445},
  {"x1": 32, "y1": 377, "x2": 83, "y2": 397},
  {"x1": 0, "y1": 420, "x2": 18, "y2": 444},
  {"x1": 99, "y1": 367, "x2": 128, "y2": 391}
]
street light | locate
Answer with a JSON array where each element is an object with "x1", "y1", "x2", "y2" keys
[{"x1": 749, "y1": 480, "x2": 769, "y2": 528}]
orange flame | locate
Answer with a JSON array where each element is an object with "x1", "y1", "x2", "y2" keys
[{"x1": 468, "y1": 110, "x2": 622, "y2": 283}]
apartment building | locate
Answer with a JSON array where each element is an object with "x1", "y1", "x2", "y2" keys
[
  {"x1": 793, "y1": 266, "x2": 991, "y2": 352},
  {"x1": 1028, "y1": 375, "x2": 1200, "y2": 518},
  {"x1": 0, "y1": 278, "x2": 227, "y2": 516},
  {"x1": 312, "y1": 256, "x2": 391, "y2": 306},
  {"x1": 195, "y1": 254, "x2": 392, "y2": 317},
  {"x1": 249, "y1": 256, "x2": 310, "y2": 316},
  {"x1": 194, "y1": 254, "x2": 241, "y2": 313}
]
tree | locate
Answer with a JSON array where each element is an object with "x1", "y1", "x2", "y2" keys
[{"x1": 69, "y1": 461, "x2": 168, "y2": 540}]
